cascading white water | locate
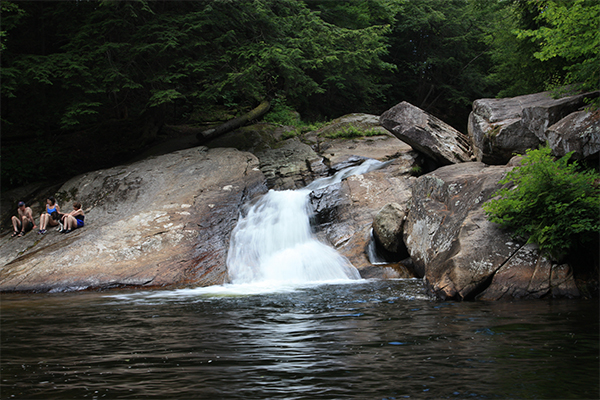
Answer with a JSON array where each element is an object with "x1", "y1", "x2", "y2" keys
[{"x1": 227, "y1": 159, "x2": 389, "y2": 286}]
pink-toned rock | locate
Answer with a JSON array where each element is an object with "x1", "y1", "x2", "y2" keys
[{"x1": 0, "y1": 147, "x2": 266, "y2": 292}]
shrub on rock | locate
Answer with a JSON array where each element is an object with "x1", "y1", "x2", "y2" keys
[{"x1": 483, "y1": 147, "x2": 600, "y2": 262}]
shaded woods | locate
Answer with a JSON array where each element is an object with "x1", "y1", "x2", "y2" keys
[{"x1": 2, "y1": 0, "x2": 598, "y2": 189}]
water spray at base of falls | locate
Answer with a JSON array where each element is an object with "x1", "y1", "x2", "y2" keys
[{"x1": 227, "y1": 159, "x2": 389, "y2": 286}]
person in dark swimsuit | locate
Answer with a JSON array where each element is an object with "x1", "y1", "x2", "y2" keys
[
  {"x1": 38, "y1": 196, "x2": 61, "y2": 234},
  {"x1": 62, "y1": 201, "x2": 85, "y2": 233},
  {"x1": 11, "y1": 201, "x2": 36, "y2": 237}
]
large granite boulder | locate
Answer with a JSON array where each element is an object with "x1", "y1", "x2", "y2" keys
[
  {"x1": 468, "y1": 91, "x2": 598, "y2": 164},
  {"x1": 0, "y1": 147, "x2": 266, "y2": 292},
  {"x1": 546, "y1": 109, "x2": 600, "y2": 160},
  {"x1": 403, "y1": 161, "x2": 580, "y2": 300},
  {"x1": 380, "y1": 101, "x2": 472, "y2": 165},
  {"x1": 477, "y1": 244, "x2": 579, "y2": 301}
]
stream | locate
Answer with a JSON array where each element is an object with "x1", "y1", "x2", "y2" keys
[{"x1": 1, "y1": 159, "x2": 598, "y2": 399}]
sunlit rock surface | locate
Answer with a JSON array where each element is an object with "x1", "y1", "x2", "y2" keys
[{"x1": 0, "y1": 147, "x2": 266, "y2": 292}]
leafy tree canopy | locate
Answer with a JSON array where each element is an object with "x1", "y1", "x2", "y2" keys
[
  {"x1": 517, "y1": 0, "x2": 600, "y2": 94},
  {"x1": 1, "y1": 0, "x2": 395, "y2": 132},
  {"x1": 479, "y1": 0, "x2": 599, "y2": 98}
]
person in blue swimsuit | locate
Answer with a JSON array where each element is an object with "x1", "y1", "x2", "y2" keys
[
  {"x1": 38, "y1": 196, "x2": 61, "y2": 234},
  {"x1": 62, "y1": 201, "x2": 85, "y2": 233}
]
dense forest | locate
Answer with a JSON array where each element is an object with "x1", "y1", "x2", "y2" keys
[{"x1": 1, "y1": 0, "x2": 598, "y2": 189}]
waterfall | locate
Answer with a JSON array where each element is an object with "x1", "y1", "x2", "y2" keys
[{"x1": 227, "y1": 159, "x2": 389, "y2": 286}]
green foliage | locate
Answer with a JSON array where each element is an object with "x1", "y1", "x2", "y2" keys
[
  {"x1": 516, "y1": 0, "x2": 600, "y2": 98},
  {"x1": 483, "y1": 147, "x2": 600, "y2": 261},
  {"x1": 2, "y1": 0, "x2": 395, "y2": 131},
  {"x1": 0, "y1": 1, "x2": 24, "y2": 52},
  {"x1": 322, "y1": 126, "x2": 383, "y2": 139},
  {"x1": 409, "y1": 165, "x2": 423, "y2": 176},
  {"x1": 480, "y1": 0, "x2": 599, "y2": 100},
  {"x1": 382, "y1": 0, "x2": 498, "y2": 129},
  {"x1": 263, "y1": 97, "x2": 301, "y2": 126},
  {"x1": 476, "y1": 0, "x2": 558, "y2": 97}
]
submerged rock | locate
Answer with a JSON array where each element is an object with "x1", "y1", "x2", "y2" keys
[{"x1": 0, "y1": 147, "x2": 266, "y2": 292}]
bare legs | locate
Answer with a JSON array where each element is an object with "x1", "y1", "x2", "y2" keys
[
  {"x1": 63, "y1": 215, "x2": 79, "y2": 232},
  {"x1": 11, "y1": 216, "x2": 33, "y2": 236},
  {"x1": 39, "y1": 213, "x2": 58, "y2": 233}
]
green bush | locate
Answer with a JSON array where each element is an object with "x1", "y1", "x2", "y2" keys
[
  {"x1": 263, "y1": 97, "x2": 301, "y2": 126},
  {"x1": 323, "y1": 126, "x2": 382, "y2": 139},
  {"x1": 483, "y1": 147, "x2": 600, "y2": 261}
]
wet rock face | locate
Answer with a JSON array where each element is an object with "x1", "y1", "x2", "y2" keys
[
  {"x1": 0, "y1": 147, "x2": 266, "y2": 292},
  {"x1": 310, "y1": 158, "x2": 416, "y2": 278},
  {"x1": 403, "y1": 162, "x2": 580, "y2": 300}
]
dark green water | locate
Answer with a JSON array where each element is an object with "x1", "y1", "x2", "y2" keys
[{"x1": 1, "y1": 279, "x2": 598, "y2": 399}]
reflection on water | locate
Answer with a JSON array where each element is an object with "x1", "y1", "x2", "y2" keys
[{"x1": 1, "y1": 279, "x2": 598, "y2": 399}]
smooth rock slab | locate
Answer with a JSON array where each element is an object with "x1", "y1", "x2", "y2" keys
[{"x1": 0, "y1": 147, "x2": 266, "y2": 292}]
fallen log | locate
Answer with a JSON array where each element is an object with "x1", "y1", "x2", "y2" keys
[{"x1": 196, "y1": 100, "x2": 271, "y2": 143}]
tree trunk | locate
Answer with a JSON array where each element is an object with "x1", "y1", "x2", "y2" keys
[{"x1": 197, "y1": 100, "x2": 271, "y2": 143}]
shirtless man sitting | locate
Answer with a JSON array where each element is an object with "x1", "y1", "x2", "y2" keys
[{"x1": 11, "y1": 201, "x2": 36, "y2": 237}]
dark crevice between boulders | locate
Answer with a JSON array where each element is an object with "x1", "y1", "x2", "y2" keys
[
  {"x1": 465, "y1": 272, "x2": 497, "y2": 301},
  {"x1": 468, "y1": 245, "x2": 524, "y2": 301},
  {"x1": 567, "y1": 233, "x2": 600, "y2": 299}
]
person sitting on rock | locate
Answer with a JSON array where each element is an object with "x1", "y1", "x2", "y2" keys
[
  {"x1": 11, "y1": 201, "x2": 36, "y2": 237},
  {"x1": 61, "y1": 201, "x2": 85, "y2": 234},
  {"x1": 38, "y1": 196, "x2": 61, "y2": 234}
]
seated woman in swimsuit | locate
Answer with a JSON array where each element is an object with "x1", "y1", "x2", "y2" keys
[
  {"x1": 38, "y1": 196, "x2": 61, "y2": 234},
  {"x1": 62, "y1": 201, "x2": 85, "y2": 234}
]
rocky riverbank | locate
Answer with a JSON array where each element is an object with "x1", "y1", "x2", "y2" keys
[{"x1": 1, "y1": 91, "x2": 598, "y2": 298}]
